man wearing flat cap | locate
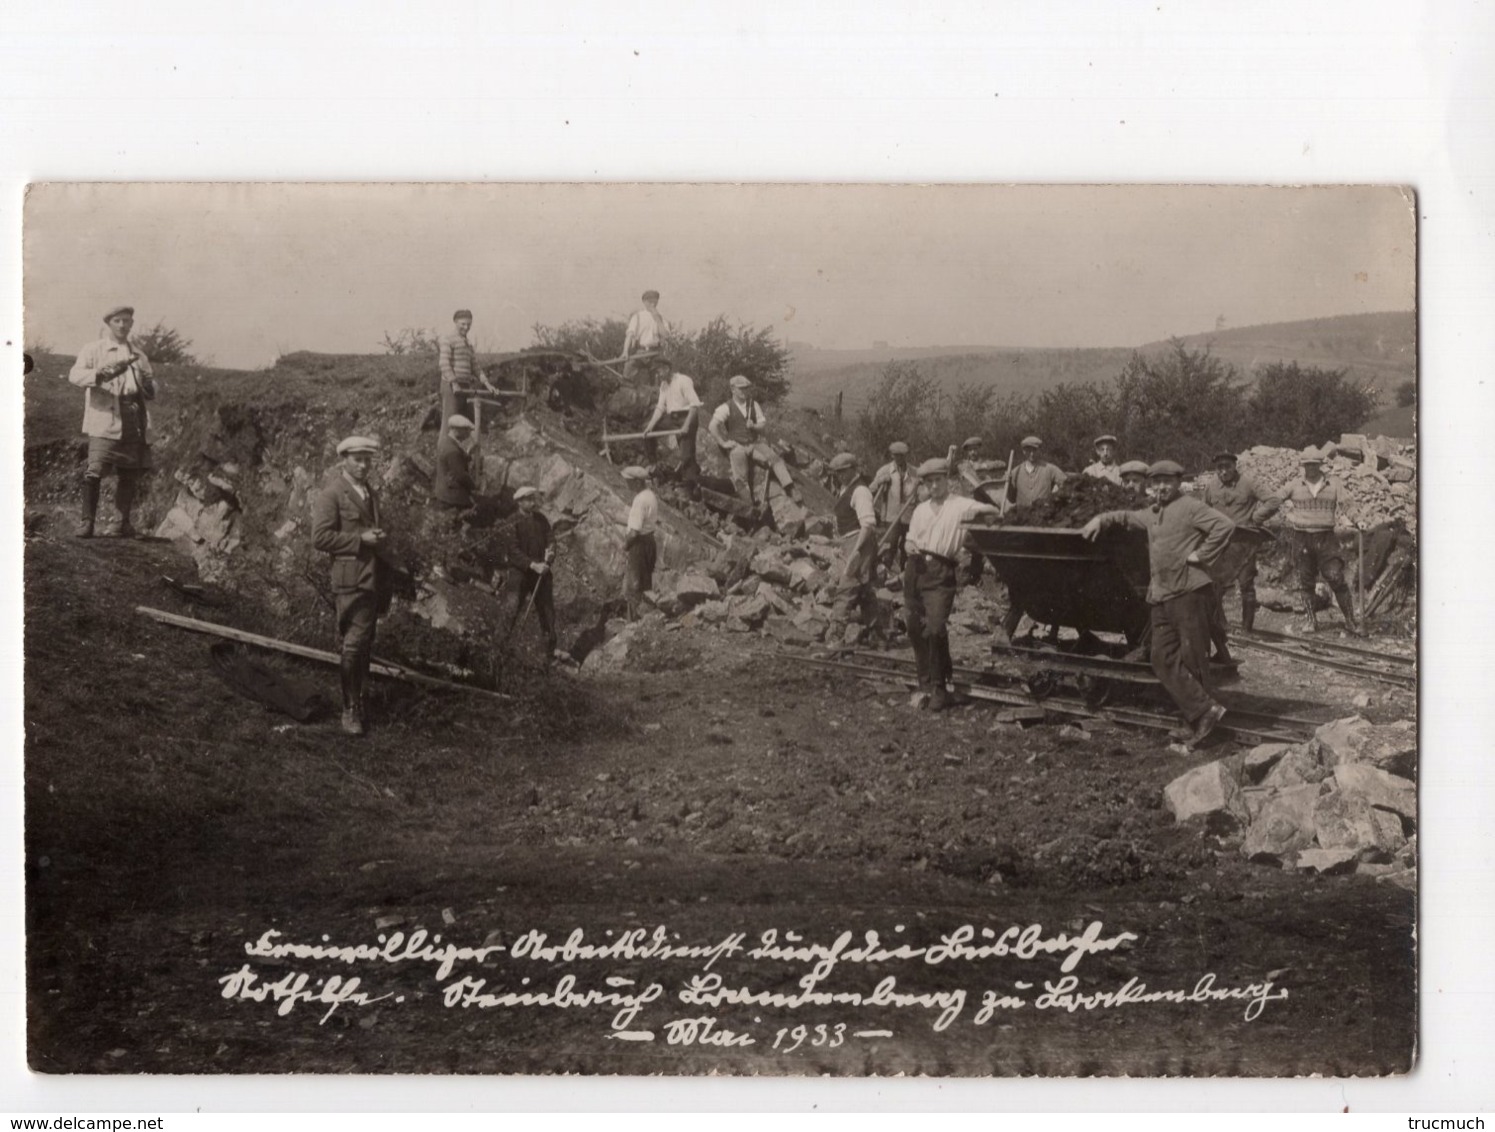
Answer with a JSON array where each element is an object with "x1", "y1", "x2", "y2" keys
[
  {"x1": 432, "y1": 414, "x2": 479, "y2": 514},
  {"x1": 437, "y1": 309, "x2": 485, "y2": 426},
  {"x1": 1270, "y1": 447, "x2": 1361, "y2": 635},
  {"x1": 708, "y1": 375, "x2": 802, "y2": 511},
  {"x1": 1201, "y1": 451, "x2": 1280, "y2": 635},
  {"x1": 903, "y1": 458, "x2": 1003, "y2": 711},
  {"x1": 68, "y1": 305, "x2": 155, "y2": 538},
  {"x1": 870, "y1": 441, "x2": 919, "y2": 570},
  {"x1": 621, "y1": 466, "x2": 658, "y2": 620},
  {"x1": 955, "y1": 436, "x2": 987, "y2": 493},
  {"x1": 828, "y1": 452, "x2": 880, "y2": 633},
  {"x1": 1007, "y1": 436, "x2": 1066, "y2": 508},
  {"x1": 312, "y1": 436, "x2": 395, "y2": 735},
  {"x1": 623, "y1": 290, "x2": 668, "y2": 376},
  {"x1": 640, "y1": 356, "x2": 703, "y2": 484},
  {"x1": 501, "y1": 486, "x2": 558, "y2": 658},
  {"x1": 1083, "y1": 435, "x2": 1124, "y2": 485},
  {"x1": 1082, "y1": 460, "x2": 1236, "y2": 748},
  {"x1": 1119, "y1": 460, "x2": 1151, "y2": 498}
]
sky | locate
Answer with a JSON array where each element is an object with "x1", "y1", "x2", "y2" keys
[{"x1": 23, "y1": 183, "x2": 1415, "y2": 369}]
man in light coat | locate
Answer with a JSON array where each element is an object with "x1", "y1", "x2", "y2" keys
[{"x1": 68, "y1": 305, "x2": 155, "y2": 538}]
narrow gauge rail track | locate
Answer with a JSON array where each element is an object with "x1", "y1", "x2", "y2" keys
[
  {"x1": 1241, "y1": 626, "x2": 1416, "y2": 666},
  {"x1": 785, "y1": 652, "x2": 1316, "y2": 745},
  {"x1": 1232, "y1": 632, "x2": 1415, "y2": 690}
]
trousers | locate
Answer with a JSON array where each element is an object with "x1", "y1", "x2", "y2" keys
[
  {"x1": 1150, "y1": 585, "x2": 1217, "y2": 725},
  {"x1": 507, "y1": 569, "x2": 557, "y2": 652},
  {"x1": 904, "y1": 555, "x2": 957, "y2": 692},
  {"x1": 624, "y1": 532, "x2": 657, "y2": 618},
  {"x1": 727, "y1": 443, "x2": 793, "y2": 504},
  {"x1": 644, "y1": 408, "x2": 700, "y2": 482}
]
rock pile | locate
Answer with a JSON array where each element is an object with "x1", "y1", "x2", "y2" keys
[
  {"x1": 998, "y1": 475, "x2": 1138, "y2": 528},
  {"x1": 1163, "y1": 714, "x2": 1416, "y2": 888},
  {"x1": 1232, "y1": 435, "x2": 1417, "y2": 536}
]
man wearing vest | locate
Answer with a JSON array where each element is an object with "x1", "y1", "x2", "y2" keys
[
  {"x1": 1273, "y1": 447, "x2": 1362, "y2": 636},
  {"x1": 1083, "y1": 435, "x2": 1124, "y2": 485},
  {"x1": 312, "y1": 436, "x2": 396, "y2": 736},
  {"x1": 870, "y1": 440, "x2": 920, "y2": 570},
  {"x1": 904, "y1": 458, "x2": 1003, "y2": 711},
  {"x1": 1201, "y1": 450, "x2": 1281, "y2": 638},
  {"x1": 502, "y1": 486, "x2": 558, "y2": 659},
  {"x1": 68, "y1": 304, "x2": 155, "y2": 538},
  {"x1": 1082, "y1": 460, "x2": 1236, "y2": 749},
  {"x1": 828, "y1": 452, "x2": 880, "y2": 633},
  {"x1": 708, "y1": 375, "x2": 802, "y2": 510},
  {"x1": 623, "y1": 290, "x2": 668, "y2": 376},
  {"x1": 438, "y1": 309, "x2": 485, "y2": 427}
]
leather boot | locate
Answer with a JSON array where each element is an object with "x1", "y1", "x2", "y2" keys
[
  {"x1": 1241, "y1": 599, "x2": 1258, "y2": 634},
  {"x1": 1333, "y1": 586, "x2": 1363, "y2": 637},
  {"x1": 339, "y1": 655, "x2": 365, "y2": 735},
  {"x1": 76, "y1": 477, "x2": 100, "y2": 538},
  {"x1": 1296, "y1": 590, "x2": 1318, "y2": 634}
]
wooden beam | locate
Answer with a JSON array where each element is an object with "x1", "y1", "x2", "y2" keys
[{"x1": 135, "y1": 606, "x2": 514, "y2": 702}]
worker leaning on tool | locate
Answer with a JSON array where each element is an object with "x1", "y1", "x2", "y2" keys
[
  {"x1": 501, "y1": 486, "x2": 558, "y2": 659},
  {"x1": 1082, "y1": 460, "x2": 1236, "y2": 749},
  {"x1": 1271, "y1": 447, "x2": 1362, "y2": 637},
  {"x1": 640, "y1": 356, "x2": 703, "y2": 484},
  {"x1": 827, "y1": 452, "x2": 880, "y2": 633},
  {"x1": 1201, "y1": 451, "x2": 1281, "y2": 635},
  {"x1": 621, "y1": 465, "x2": 658, "y2": 621},
  {"x1": 870, "y1": 441, "x2": 919, "y2": 570},
  {"x1": 68, "y1": 305, "x2": 155, "y2": 539},
  {"x1": 903, "y1": 458, "x2": 1003, "y2": 712},
  {"x1": 623, "y1": 289, "x2": 668, "y2": 377},
  {"x1": 1083, "y1": 435, "x2": 1124, "y2": 485},
  {"x1": 707, "y1": 375, "x2": 803, "y2": 511},
  {"x1": 432, "y1": 414, "x2": 478, "y2": 515},
  {"x1": 311, "y1": 436, "x2": 397, "y2": 736},
  {"x1": 437, "y1": 309, "x2": 484, "y2": 425}
]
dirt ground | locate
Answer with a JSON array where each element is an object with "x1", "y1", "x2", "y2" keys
[{"x1": 23, "y1": 525, "x2": 1415, "y2": 1077}]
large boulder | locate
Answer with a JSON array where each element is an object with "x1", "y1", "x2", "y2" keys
[
  {"x1": 1164, "y1": 761, "x2": 1248, "y2": 831},
  {"x1": 728, "y1": 592, "x2": 772, "y2": 628},
  {"x1": 750, "y1": 548, "x2": 795, "y2": 587},
  {"x1": 1295, "y1": 847, "x2": 1359, "y2": 875},
  {"x1": 1239, "y1": 783, "x2": 1322, "y2": 864},
  {"x1": 671, "y1": 571, "x2": 721, "y2": 606},
  {"x1": 1242, "y1": 742, "x2": 1301, "y2": 784},
  {"x1": 1260, "y1": 747, "x2": 1330, "y2": 789},
  {"x1": 1312, "y1": 790, "x2": 1406, "y2": 857},
  {"x1": 1310, "y1": 716, "x2": 1417, "y2": 779},
  {"x1": 1333, "y1": 763, "x2": 1416, "y2": 821}
]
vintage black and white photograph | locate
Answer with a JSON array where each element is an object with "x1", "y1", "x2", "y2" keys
[{"x1": 21, "y1": 182, "x2": 1418, "y2": 1077}]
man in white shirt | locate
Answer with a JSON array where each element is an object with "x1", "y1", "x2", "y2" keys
[
  {"x1": 870, "y1": 440, "x2": 920, "y2": 570},
  {"x1": 68, "y1": 305, "x2": 156, "y2": 538},
  {"x1": 621, "y1": 465, "x2": 658, "y2": 620},
  {"x1": 827, "y1": 452, "x2": 880, "y2": 632},
  {"x1": 903, "y1": 458, "x2": 1003, "y2": 711},
  {"x1": 623, "y1": 290, "x2": 668, "y2": 376},
  {"x1": 1083, "y1": 435, "x2": 1124, "y2": 484},
  {"x1": 640, "y1": 356, "x2": 703, "y2": 483},
  {"x1": 707, "y1": 375, "x2": 802, "y2": 510}
]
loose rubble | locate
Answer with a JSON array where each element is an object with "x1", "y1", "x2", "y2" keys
[{"x1": 1232, "y1": 434, "x2": 1416, "y2": 536}]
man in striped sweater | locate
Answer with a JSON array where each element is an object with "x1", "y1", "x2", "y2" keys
[
  {"x1": 437, "y1": 309, "x2": 484, "y2": 425},
  {"x1": 1272, "y1": 447, "x2": 1361, "y2": 636}
]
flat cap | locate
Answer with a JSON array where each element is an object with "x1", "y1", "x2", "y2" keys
[
  {"x1": 1119, "y1": 460, "x2": 1150, "y2": 476},
  {"x1": 1021, "y1": 435, "x2": 1043, "y2": 448},
  {"x1": 1147, "y1": 460, "x2": 1185, "y2": 478},
  {"x1": 828, "y1": 452, "x2": 859, "y2": 472},
  {"x1": 621, "y1": 465, "x2": 650, "y2": 481},
  {"x1": 1213, "y1": 452, "x2": 1239, "y2": 463},
  {"x1": 888, "y1": 441, "x2": 909, "y2": 455},
  {"x1": 1300, "y1": 446, "x2": 1325, "y2": 463},
  {"x1": 962, "y1": 436, "x2": 984, "y2": 449},
  {"x1": 512, "y1": 486, "x2": 539, "y2": 501},
  {"x1": 447, "y1": 414, "x2": 475, "y2": 430},
  {"x1": 452, "y1": 309, "x2": 473, "y2": 321},
  {"x1": 102, "y1": 305, "x2": 134, "y2": 322},
  {"x1": 336, "y1": 435, "x2": 381, "y2": 456},
  {"x1": 642, "y1": 290, "x2": 660, "y2": 301},
  {"x1": 916, "y1": 457, "x2": 950, "y2": 478},
  {"x1": 1094, "y1": 434, "x2": 1118, "y2": 446},
  {"x1": 728, "y1": 374, "x2": 752, "y2": 389}
]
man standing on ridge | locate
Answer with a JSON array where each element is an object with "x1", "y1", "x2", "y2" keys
[
  {"x1": 623, "y1": 289, "x2": 668, "y2": 376},
  {"x1": 1082, "y1": 460, "x2": 1236, "y2": 748},
  {"x1": 438, "y1": 309, "x2": 485, "y2": 426},
  {"x1": 312, "y1": 436, "x2": 397, "y2": 736},
  {"x1": 68, "y1": 304, "x2": 155, "y2": 539}
]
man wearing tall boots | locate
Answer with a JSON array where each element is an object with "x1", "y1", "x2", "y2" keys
[
  {"x1": 1272, "y1": 447, "x2": 1363, "y2": 636},
  {"x1": 1082, "y1": 461, "x2": 1236, "y2": 749},
  {"x1": 827, "y1": 451, "x2": 880, "y2": 638},
  {"x1": 903, "y1": 458, "x2": 1002, "y2": 711},
  {"x1": 68, "y1": 305, "x2": 156, "y2": 538},
  {"x1": 312, "y1": 436, "x2": 395, "y2": 736},
  {"x1": 1201, "y1": 450, "x2": 1282, "y2": 652}
]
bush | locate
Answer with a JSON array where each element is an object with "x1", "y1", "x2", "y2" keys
[
  {"x1": 1245, "y1": 361, "x2": 1380, "y2": 450},
  {"x1": 381, "y1": 327, "x2": 440, "y2": 355},
  {"x1": 134, "y1": 320, "x2": 197, "y2": 365},
  {"x1": 1113, "y1": 341, "x2": 1251, "y2": 469}
]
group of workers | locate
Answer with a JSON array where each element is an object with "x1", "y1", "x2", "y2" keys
[{"x1": 64, "y1": 299, "x2": 1368, "y2": 747}]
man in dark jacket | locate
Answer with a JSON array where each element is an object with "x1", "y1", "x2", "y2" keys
[
  {"x1": 311, "y1": 436, "x2": 394, "y2": 735},
  {"x1": 432, "y1": 414, "x2": 478, "y2": 513},
  {"x1": 502, "y1": 486, "x2": 557, "y2": 657}
]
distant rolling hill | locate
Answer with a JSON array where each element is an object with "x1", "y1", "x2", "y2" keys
[{"x1": 787, "y1": 311, "x2": 1416, "y2": 418}]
